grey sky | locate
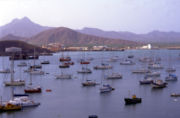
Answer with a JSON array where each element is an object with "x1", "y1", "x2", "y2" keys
[{"x1": 0, "y1": 0, "x2": 179, "y2": 33}]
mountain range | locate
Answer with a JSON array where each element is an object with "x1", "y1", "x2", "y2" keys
[
  {"x1": 0, "y1": 17, "x2": 179, "y2": 47},
  {"x1": 77, "y1": 27, "x2": 180, "y2": 43}
]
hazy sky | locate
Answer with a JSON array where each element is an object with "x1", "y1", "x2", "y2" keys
[{"x1": 0, "y1": 0, "x2": 179, "y2": 33}]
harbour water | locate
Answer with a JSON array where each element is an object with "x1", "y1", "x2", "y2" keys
[{"x1": 0, "y1": 49, "x2": 180, "y2": 118}]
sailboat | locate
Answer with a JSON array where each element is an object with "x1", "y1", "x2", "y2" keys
[
  {"x1": 29, "y1": 48, "x2": 45, "y2": 75},
  {"x1": 81, "y1": 74, "x2": 97, "y2": 86},
  {"x1": 24, "y1": 74, "x2": 42, "y2": 93},
  {"x1": 99, "y1": 70, "x2": 115, "y2": 93},
  {"x1": 166, "y1": 51, "x2": 176, "y2": 72},
  {"x1": 8, "y1": 87, "x2": 40, "y2": 108},
  {"x1": 4, "y1": 55, "x2": 25, "y2": 86},
  {"x1": 41, "y1": 55, "x2": 50, "y2": 64},
  {"x1": 56, "y1": 64, "x2": 72, "y2": 79}
]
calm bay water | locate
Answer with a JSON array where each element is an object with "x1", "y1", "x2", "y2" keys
[{"x1": 0, "y1": 50, "x2": 180, "y2": 118}]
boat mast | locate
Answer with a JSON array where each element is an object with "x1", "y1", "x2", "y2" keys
[
  {"x1": 33, "y1": 48, "x2": 36, "y2": 70},
  {"x1": 10, "y1": 54, "x2": 14, "y2": 82}
]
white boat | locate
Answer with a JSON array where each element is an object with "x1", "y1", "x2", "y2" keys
[
  {"x1": 17, "y1": 62, "x2": 27, "y2": 67},
  {"x1": 109, "y1": 57, "x2": 119, "y2": 62},
  {"x1": 120, "y1": 60, "x2": 135, "y2": 65},
  {"x1": 94, "y1": 63, "x2": 112, "y2": 70},
  {"x1": 139, "y1": 78, "x2": 153, "y2": 84},
  {"x1": 100, "y1": 84, "x2": 115, "y2": 93},
  {"x1": 145, "y1": 71, "x2": 160, "y2": 77},
  {"x1": 165, "y1": 74, "x2": 178, "y2": 81},
  {"x1": 77, "y1": 67, "x2": 92, "y2": 73},
  {"x1": 8, "y1": 97, "x2": 40, "y2": 108},
  {"x1": 148, "y1": 64, "x2": 163, "y2": 69},
  {"x1": 4, "y1": 80, "x2": 25, "y2": 86},
  {"x1": 4, "y1": 52, "x2": 25, "y2": 86},
  {"x1": 0, "y1": 68, "x2": 11, "y2": 73},
  {"x1": 106, "y1": 73, "x2": 122, "y2": 79},
  {"x1": 24, "y1": 68, "x2": 33, "y2": 73},
  {"x1": 29, "y1": 70, "x2": 45, "y2": 75},
  {"x1": 55, "y1": 74, "x2": 72, "y2": 79}
]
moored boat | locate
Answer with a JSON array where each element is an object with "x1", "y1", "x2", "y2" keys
[
  {"x1": 132, "y1": 69, "x2": 150, "y2": 74},
  {"x1": 24, "y1": 86, "x2": 42, "y2": 93},
  {"x1": 145, "y1": 71, "x2": 160, "y2": 77},
  {"x1": 82, "y1": 80, "x2": 97, "y2": 86},
  {"x1": 151, "y1": 79, "x2": 167, "y2": 88},
  {"x1": 4, "y1": 80, "x2": 25, "y2": 86},
  {"x1": 77, "y1": 67, "x2": 92, "y2": 73},
  {"x1": 8, "y1": 97, "x2": 40, "y2": 108},
  {"x1": 55, "y1": 74, "x2": 72, "y2": 79},
  {"x1": 94, "y1": 63, "x2": 112, "y2": 70},
  {"x1": 106, "y1": 73, "x2": 122, "y2": 79},
  {"x1": 171, "y1": 93, "x2": 180, "y2": 97},
  {"x1": 59, "y1": 63, "x2": 70, "y2": 68},
  {"x1": 41, "y1": 60, "x2": 50, "y2": 64},
  {"x1": 99, "y1": 84, "x2": 115, "y2": 93},
  {"x1": 165, "y1": 74, "x2": 178, "y2": 81},
  {"x1": 120, "y1": 60, "x2": 135, "y2": 65},
  {"x1": 166, "y1": 67, "x2": 176, "y2": 72},
  {"x1": 0, "y1": 103, "x2": 22, "y2": 112},
  {"x1": 124, "y1": 95, "x2": 142, "y2": 105},
  {"x1": 139, "y1": 78, "x2": 153, "y2": 85}
]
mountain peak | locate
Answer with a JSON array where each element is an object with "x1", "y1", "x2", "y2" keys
[{"x1": 0, "y1": 17, "x2": 51, "y2": 38}]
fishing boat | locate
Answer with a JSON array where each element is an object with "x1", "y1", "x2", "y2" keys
[
  {"x1": 151, "y1": 79, "x2": 167, "y2": 88},
  {"x1": 165, "y1": 74, "x2": 178, "y2": 81},
  {"x1": 24, "y1": 86, "x2": 42, "y2": 93},
  {"x1": 99, "y1": 84, "x2": 115, "y2": 93},
  {"x1": 124, "y1": 95, "x2": 142, "y2": 105},
  {"x1": 120, "y1": 59, "x2": 135, "y2": 65},
  {"x1": 94, "y1": 63, "x2": 112, "y2": 70},
  {"x1": 106, "y1": 73, "x2": 122, "y2": 79},
  {"x1": 82, "y1": 80, "x2": 97, "y2": 86},
  {"x1": 145, "y1": 71, "x2": 160, "y2": 77},
  {"x1": 77, "y1": 67, "x2": 92, "y2": 73},
  {"x1": 8, "y1": 97, "x2": 40, "y2": 108},
  {"x1": 0, "y1": 103, "x2": 22, "y2": 112},
  {"x1": 139, "y1": 78, "x2": 153, "y2": 85}
]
